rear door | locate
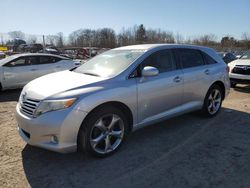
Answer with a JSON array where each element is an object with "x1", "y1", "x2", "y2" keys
[
  {"x1": 2, "y1": 56, "x2": 39, "y2": 88},
  {"x1": 56, "y1": 58, "x2": 76, "y2": 70},
  {"x1": 174, "y1": 48, "x2": 211, "y2": 105},
  {"x1": 136, "y1": 49, "x2": 184, "y2": 123},
  {"x1": 32, "y1": 56, "x2": 59, "y2": 77}
]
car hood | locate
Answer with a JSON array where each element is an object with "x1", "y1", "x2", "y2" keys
[
  {"x1": 23, "y1": 70, "x2": 107, "y2": 100},
  {"x1": 230, "y1": 59, "x2": 250, "y2": 66}
]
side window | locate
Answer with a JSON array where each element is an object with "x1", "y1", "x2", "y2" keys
[
  {"x1": 25, "y1": 56, "x2": 38, "y2": 65},
  {"x1": 39, "y1": 56, "x2": 61, "y2": 64},
  {"x1": 39, "y1": 56, "x2": 52, "y2": 64},
  {"x1": 178, "y1": 49, "x2": 205, "y2": 68},
  {"x1": 141, "y1": 49, "x2": 176, "y2": 73},
  {"x1": 51, "y1": 57, "x2": 61, "y2": 63},
  {"x1": 6, "y1": 57, "x2": 27, "y2": 67},
  {"x1": 202, "y1": 52, "x2": 217, "y2": 65}
]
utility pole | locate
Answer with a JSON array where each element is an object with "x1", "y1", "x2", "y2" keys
[
  {"x1": 1, "y1": 34, "x2": 3, "y2": 45},
  {"x1": 42, "y1": 35, "x2": 45, "y2": 52}
]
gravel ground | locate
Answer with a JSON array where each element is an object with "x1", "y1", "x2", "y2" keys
[{"x1": 0, "y1": 85, "x2": 250, "y2": 188}]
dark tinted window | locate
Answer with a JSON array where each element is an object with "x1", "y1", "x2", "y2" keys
[
  {"x1": 177, "y1": 49, "x2": 205, "y2": 68},
  {"x1": 203, "y1": 52, "x2": 217, "y2": 64},
  {"x1": 142, "y1": 49, "x2": 176, "y2": 73},
  {"x1": 26, "y1": 56, "x2": 38, "y2": 65},
  {"x1": 51, "y1": 57, "x2": 61, "y2": 63},
  {"x1": 39, "y1": 56, "x2": 61, "y2": 64}
]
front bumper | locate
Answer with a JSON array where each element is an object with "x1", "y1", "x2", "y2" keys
[
  {"x1": 16, "y1": 103, "x2": 88, "y2": 153},
  {"x1": 229, "y1": 73, "x2": 250, "y2": 84}
]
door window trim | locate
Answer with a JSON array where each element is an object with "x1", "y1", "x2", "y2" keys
[
  {"x1": 128, "y1": 49, "x2": 179, "y2": 79},
  {"x1": 174, "y1": 48, "x2": 206, "y2": 69}
]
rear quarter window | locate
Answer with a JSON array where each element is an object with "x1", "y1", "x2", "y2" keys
[{"x1": 202, "y1": 52, "x2": 218, "y2": 65}]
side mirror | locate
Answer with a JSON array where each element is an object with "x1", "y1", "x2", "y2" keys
[{"x1": 141, "y1": 66, "x2": 159, "y2": 77}]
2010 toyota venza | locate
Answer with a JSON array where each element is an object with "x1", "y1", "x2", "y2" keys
[{"x1": 16, "y1": 44, "x2": 230, "y2": 157}]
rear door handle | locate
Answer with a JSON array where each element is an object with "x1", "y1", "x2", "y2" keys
[
  {"x1": 56, "y1": 66, "x2": 61, "y2": 68},
  {"x1": 173, "y1": 76, "x2": 181, "y2": 83},
  {"x1": 204, "y1": 69, "x2": 210, "y2": 75},
  {"x1": 30, "y1": 69, "x2": 37, "y2": 71}
]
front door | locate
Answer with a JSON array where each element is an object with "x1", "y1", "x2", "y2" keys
[
  {"x1": 136, "y1": 49, "x2": 183, "y2": 123},
  {"x1": 2, "y1": 56, "x2": 38, "y2": 89}
]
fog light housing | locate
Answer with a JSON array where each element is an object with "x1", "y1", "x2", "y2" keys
[{"x1": 51, "y1": 135, "x2": 58, "y2": 144}]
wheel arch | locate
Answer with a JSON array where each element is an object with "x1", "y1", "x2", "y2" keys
[
  {"x1": 77, "y1": 101, "x2": 134, "y2": 146},
  {"x1": 210, "y1": 80, "x2": 226, "y2": 100}
]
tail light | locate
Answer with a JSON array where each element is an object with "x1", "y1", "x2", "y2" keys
[{"x1": 226, "y1": 66, "x2": 230, "y2": 73}]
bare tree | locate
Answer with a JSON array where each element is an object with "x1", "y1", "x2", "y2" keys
[
  {"x1": 135, "y1": 24, "x2": 146, "y2": 43},
  {"x1": 27, "y1": 35, "x2": 37, "y2": 44},
  {"x1": 175, "y1": 32, "x2": 184, "y2": 44},
  {"x1": 242, "y1": 32, "x2": 250, "y2": 41},
  {"x1": 56, "y1": 32, "x2": 64, "y2": 47},
  {"x1": 46, "y1": 35, "x2": 57, "y2": 46},
  {"x1": 8, "y1": 31, "x2": 25, "y2": 40}
]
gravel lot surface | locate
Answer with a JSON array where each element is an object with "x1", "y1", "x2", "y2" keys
[{"x1": 0, "y1": 85, "x2": 250, "y2": 188}]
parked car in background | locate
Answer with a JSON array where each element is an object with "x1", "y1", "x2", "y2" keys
[
  {"x1": 233, "y1": 51, "x2": 246, "y2": 59},
  {"x1": 16, "y1": 44, "x2": 230, "y2": 157},
  {"x1": 0, "y1": 53, "x2": 80, "y2": 91},
  {"x1": 228, "y1": 50, "x2": 250, "y2": 87},
  {"x1": 218, "y1": 52, "x2": 237, "y2": 64},
  {"x1": 0, "y1": 51, "x2": 6, "y2": 59},
  {"x1": 43, "y1": 48, "x2": 60, "y2": 55}
]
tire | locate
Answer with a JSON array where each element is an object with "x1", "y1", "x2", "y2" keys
[
  {"x1": 230, "y1": 82, "x2": 237, "y2": 88},
  {"x1": 202, "y1": 85, "x2": 223, "y2": 117},
  {"x1": 78, "y1": 106, "x2": 129, "y2": 157}
]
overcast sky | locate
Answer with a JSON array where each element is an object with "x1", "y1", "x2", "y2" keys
[{"x1": 1, "y1": 0, "x2": 250, "y2": 40}]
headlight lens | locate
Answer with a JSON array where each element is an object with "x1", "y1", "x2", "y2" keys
[{"x1": 34, "y1": 98, "x2": 77, "y2": 117}]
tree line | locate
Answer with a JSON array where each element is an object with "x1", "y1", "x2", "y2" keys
[{"x1": 4, "y1": 24, "x2": 250, "y2": 51}]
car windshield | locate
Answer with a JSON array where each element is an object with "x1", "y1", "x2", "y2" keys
[
  {"x1": 74, "y1": 49, "x2": 145, "y2": 77},
  {"x1": 240, "y1": 51, "x2": 250, "y2": 59}
]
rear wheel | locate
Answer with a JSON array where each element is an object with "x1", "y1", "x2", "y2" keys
[
  {"x1": 202, "y1": 85, "x2": 222, "y2": 117},
  {"x1": 78, "y1": 106, "x2": 128, "y2": 157}
]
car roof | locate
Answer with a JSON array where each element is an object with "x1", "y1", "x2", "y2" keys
[
  {"x1": 0, "y1": 53, "x2": 70, "y2": 66},
  {"x1": 9, "y1": 53, "x2": 68, "y2": 59},
  {"x1": 114, "y1": 43, "x2": 212, "y2": 51}
]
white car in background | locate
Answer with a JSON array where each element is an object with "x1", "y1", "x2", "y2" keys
[
  {"x1": 228, "y1": 51, "x2": 250, "y2": 87},
  {"x1": 0, "y1": 53, "x2": 80, "y2": 91}
]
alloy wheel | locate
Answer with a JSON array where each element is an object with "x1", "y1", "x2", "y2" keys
[
  {"x1": 90, "y1": 114, "x2": 124, "y2": 154},
  {"x1": 207, "y1": 89, "x2": 222, "y2": 115}
]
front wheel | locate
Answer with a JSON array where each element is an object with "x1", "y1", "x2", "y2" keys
[
  {"x1": 202, "y1": 85, "x2": 223, "y2": 117},
  {"x1": 78, "y1": 106, "x2": 128, "y2": 157}
]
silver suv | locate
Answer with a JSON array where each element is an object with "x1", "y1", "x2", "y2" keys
[{"x1": 16, "y1": 44, "x2": 230, "y2": 157}]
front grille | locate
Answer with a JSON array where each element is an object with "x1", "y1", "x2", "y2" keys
[
  {"x1": 232, "y1": 65, "x2": 250, "y2": 75},
  {"x1": 20, "y1": 98, "x2": 40, "y2": 117}
]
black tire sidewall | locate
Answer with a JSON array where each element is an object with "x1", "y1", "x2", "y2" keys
[{"x1": 78, "y1": 106, "x2": 129, "y2": 157}]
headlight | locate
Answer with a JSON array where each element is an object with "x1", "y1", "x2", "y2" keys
[{"x1": 34, "y1": 98, "x2": 77, "y2": 117}]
